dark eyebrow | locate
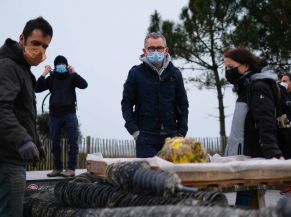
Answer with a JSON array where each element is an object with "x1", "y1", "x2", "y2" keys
[
  {"x1": 30, "y1": 40, "x2": 48, "y2": 49},
  {"x1": 30, "y1": 40, "x2": 42, "y2": 46}
]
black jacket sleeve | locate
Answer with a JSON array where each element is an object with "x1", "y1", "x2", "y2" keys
[
  {"x1": 0, "y1": 62, "x2": 32, "y2": 149},
  {"x1": 121, "y1": 67, "x2": 139, "y2": 135},
  {"x1": 249, "y1": 80, "x2": 282, "y2": 158},
  {"x1": 35, "y1": 76, "x2": 50, "y2": 93},
  {"x1": 175, "y1": 69, "x2": 189, "y2": 136},
  {"x1": 71, "y1": 73, "x2": 88, "y2": 89}
]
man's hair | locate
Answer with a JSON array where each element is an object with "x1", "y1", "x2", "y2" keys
[
  {"x1": 22, "y1": 16, "x2": 53, "y2": 39},
  {"x1": 224, "y1": 47, "x2": 267, "y2": 72},
  {"x1": 283, "y1": 72, "x2": 291, "y2": 81},
  {"x1": 144, "y1": 32, "x2": 167, "y2": 48}
]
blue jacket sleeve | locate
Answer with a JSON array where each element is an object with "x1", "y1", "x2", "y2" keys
[
  {"x1": 121, "y1": 68, "x2": 139, "y2": 135},
  {"x1": 175, "y1": 69, "x2": 189, "y2": 136}
]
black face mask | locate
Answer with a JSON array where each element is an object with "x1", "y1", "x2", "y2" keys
[{"x1": 225, "y1": 67, "x2": 242, "y2": 84}]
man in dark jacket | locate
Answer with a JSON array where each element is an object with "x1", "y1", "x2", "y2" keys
[
  {"x1": 280, "y1": 72, "x2": 291, "y2": 120},
  {"x1": 0, "y1": 17, "x2": 52, "y2": 217},
  {"x1": 35, "y1": 55, "x2": 87, "y2": 177},
  {"x1": 121, "y1": 32, "x2": 189, "y2": 158},
  {"x1": 281, "y1": 73, "x2": 291, "y2": 93}
]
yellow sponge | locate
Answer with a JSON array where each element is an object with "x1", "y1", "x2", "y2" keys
[{"x1": 157, "y1": 137, "x2": 209, "y2": 164}]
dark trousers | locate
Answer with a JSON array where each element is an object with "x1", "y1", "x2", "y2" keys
[
  {"x1": 49, "y1": 113, "x2": 79, "y2": 170},
  {"x1": 136, "y1": 132, "x2": 170, "y2": 158},
  {"x1": 235, "y1": 190, "x2": 256, "y2": 208},
  {"x1": 0, "y1": 163, "x2": 26, "y2": 217}
]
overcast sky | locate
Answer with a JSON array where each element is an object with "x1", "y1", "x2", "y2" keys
[{"x1": 0, "y1": 0, "x2": 237, "y2": 139}]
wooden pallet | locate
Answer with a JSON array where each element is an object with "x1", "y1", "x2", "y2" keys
[
  {"x1": 86, "y1": 157, "x2": 291, "y2": 209},
  {"x1": 87, "y1": 159, "x2": 291, "y2": 185}
]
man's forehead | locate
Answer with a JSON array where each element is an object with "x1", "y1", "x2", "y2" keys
[
  {"x1": 27, "y1": 29, "x2": 51, "y2": 40},
  {"x1": 146, "y1": 37, "x2": 165, "y2": 46},
  {"x1": 27, "y1": 29, "x2": 44, "y2": 37},
  {"x1": 282, "y1": 75, "x2": 290, "y2": 81},
  {"x1": 26, "y1": 29, "x2": 51, "y2": 45}
]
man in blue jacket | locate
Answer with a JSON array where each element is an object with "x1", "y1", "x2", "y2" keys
[
  {"x1": 121, "y1": 32, "x2": 189, "y2": 158},
  {"x1": 35, "y1": 55, "x2": 88, "y2": 177}
]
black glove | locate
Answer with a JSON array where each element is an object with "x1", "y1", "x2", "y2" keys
[
  {"x1": 38, "y1": 146, "x2": 46, "y2": 160},
  {"x1": 18, "y1": 141, "x2": 40, "y2": 163}
]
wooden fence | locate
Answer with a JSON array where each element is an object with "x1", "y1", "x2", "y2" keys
[{"x1": 27, "y1": 136, "x2": 226, "y2": 171}]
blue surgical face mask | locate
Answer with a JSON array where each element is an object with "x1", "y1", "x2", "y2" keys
[
  {"x1": 55, "y1": 65, "x2": 67, "y2": 73},
  {"x1": 147, "y1": 51, "x2": 165, "y2": 65}
]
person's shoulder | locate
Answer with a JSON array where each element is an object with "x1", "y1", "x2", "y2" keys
[
  {"x1": 250, "y1": 79, "x2": 276, "y2": 95},
  {"x1": 167, "y1": 62, "x2": 182, "y2": 76},
  {"x1": 130, "y1": 63, "x2": 144, "y2": 71},
  {"x1": 252, "y1": 79, "x2": 274, "y2": 89},
  {"x1": 0, "y1": 58, "x2": 24, "y2": 77},
  {"x1": 0, "y1": 57, "x2": 16, "y2": 68},
  {"x1": 128, "y1": 63, "x2": 145, "y2": 75}
]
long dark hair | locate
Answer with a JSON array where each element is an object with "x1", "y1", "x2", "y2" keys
[{"x1": 224, "y1": 47, "x2": 267, "y2": 72}]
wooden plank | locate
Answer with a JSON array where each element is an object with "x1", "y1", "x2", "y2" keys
[
  {"x1": 87, "y1": 159, "x2": 291, "y2": 183},
  {"x1": 251, "y1": 190, "x2": 266, "y2": 209},
  {"x1": 86, "y1": 157, "x2": 291, "y2": 194},
  {"x1": 182, "y1": 177, "x2": 291, "y2": 192}
]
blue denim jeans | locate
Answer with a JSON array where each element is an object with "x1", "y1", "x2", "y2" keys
[
  {"x1": 0, "y1": 163, "x2": 26, "y2": 217},
  {"x1": 49, "y1": 113, "x2": 79, "y2": 170},
  {"x1": 136, "y1": 132, "x2": 170, "y2": 158}
]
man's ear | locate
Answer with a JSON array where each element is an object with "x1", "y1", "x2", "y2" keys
[
  {"x1": 164, "y1": 47, "x2": 169, "y2": 55},
  {"x1": 19, "y1": 34, "x2": 25, "y2": 48},
  {"x1": 142, "y1": 48, "x2": 147, "y2": 56}
]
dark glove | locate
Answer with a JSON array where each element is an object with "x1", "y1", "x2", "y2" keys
[
  {"x1": 18, "y1": 141, "x2": 40, "y2": 163},
  {"x1": 38, "y1": 146, "x2": 46, "y2": 160}
]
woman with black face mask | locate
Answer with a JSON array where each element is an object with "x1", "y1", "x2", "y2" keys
[{"x1": 224, "y1": 47, "x2": 283, "y2": 208}]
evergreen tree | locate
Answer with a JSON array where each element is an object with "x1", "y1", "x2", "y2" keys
[{"x1": 233, "y1": 0, "x2": 291, "y2": 71}]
